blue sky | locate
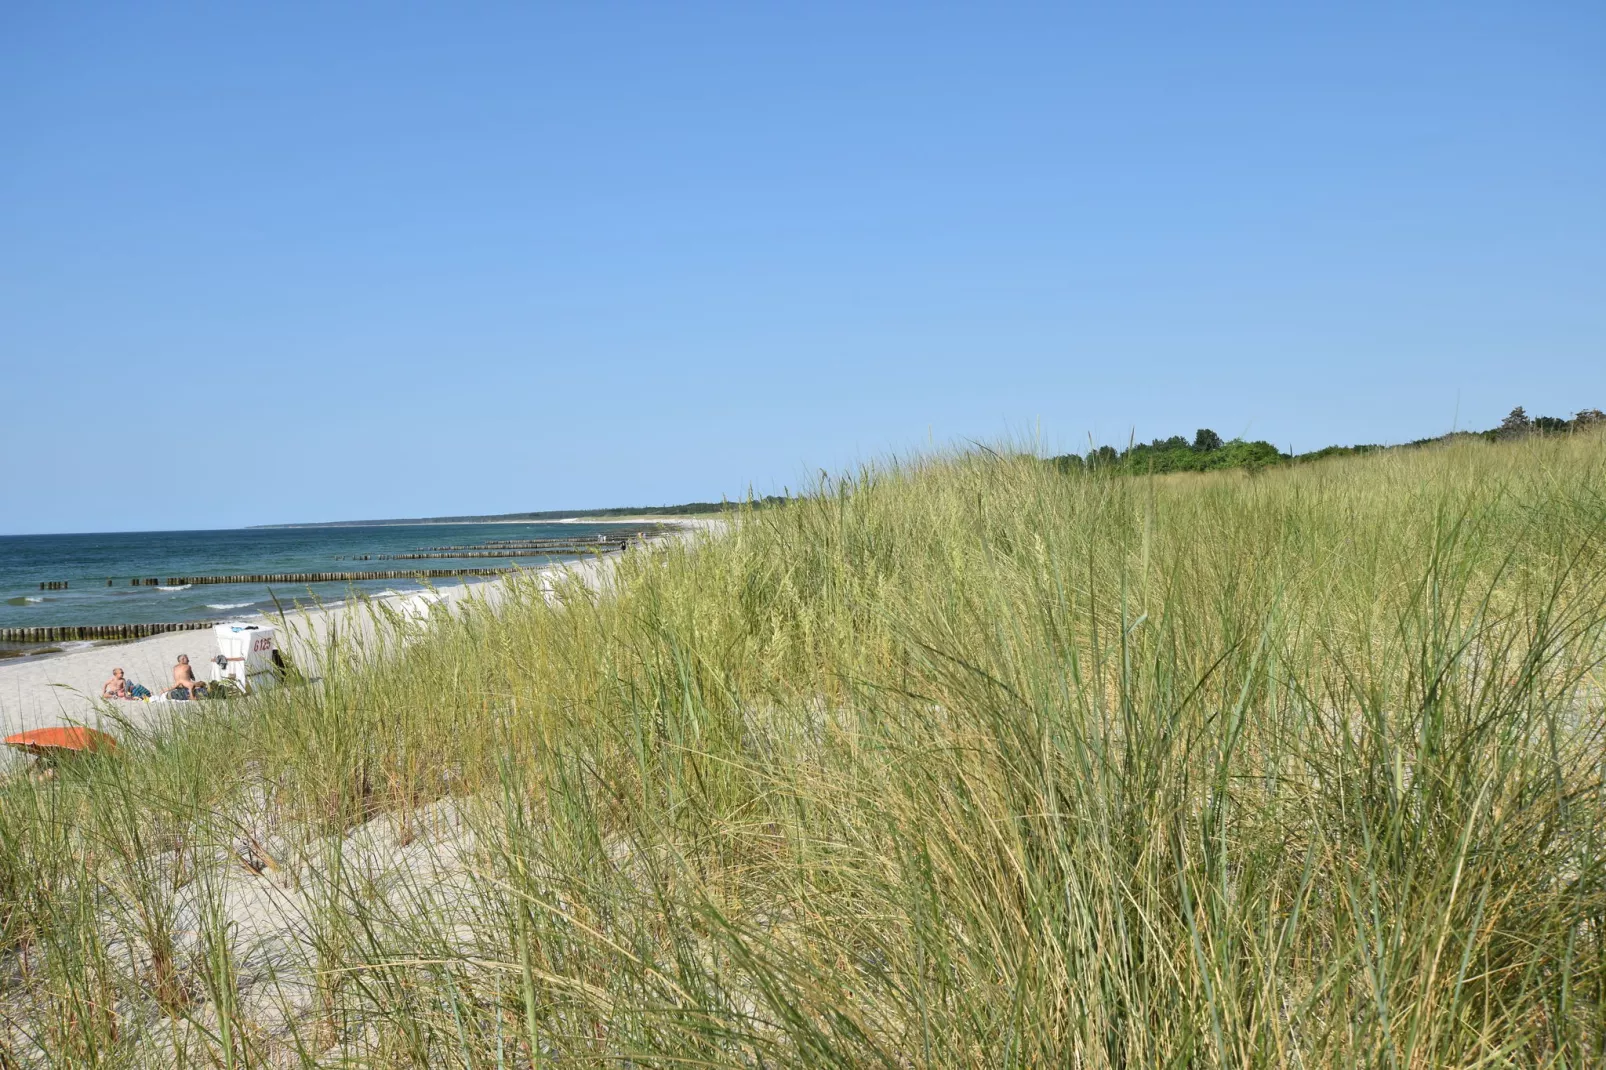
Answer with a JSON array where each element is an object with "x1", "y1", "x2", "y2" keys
[{"x1": 2, "y1": 2, "x2": 1602, "y2": 533}]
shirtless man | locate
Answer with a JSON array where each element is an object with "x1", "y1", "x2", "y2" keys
[
  {"x1": 171, "y1": 654, "x2": 207, "y2": 699},
  {"x1": 102, "y1": 667, "x2": 130, "y2": 699}
]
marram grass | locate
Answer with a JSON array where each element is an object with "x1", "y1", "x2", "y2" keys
[{"x1": 2, "y1": 432, "x2": 1604, "y2": 1066}]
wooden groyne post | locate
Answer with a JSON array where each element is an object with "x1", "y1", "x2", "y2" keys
[{"x1": 0, "y1": 621, "x2": 216, "y2": 643}]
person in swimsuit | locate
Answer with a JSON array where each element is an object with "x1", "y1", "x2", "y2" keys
[
  {"x1": 170, "y1": 654, "x2": 207, "y2": 699},
  {"x1": 102, "y1": 667, "x2": 130, "y2": 699}
]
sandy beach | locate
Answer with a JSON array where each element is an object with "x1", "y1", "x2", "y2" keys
[
  {"x1": 0, "y1": 520, "x2": 720, "y2": 751},
  {"x1": 0, "y1": 570, "x2": 510, "y2": 745}
]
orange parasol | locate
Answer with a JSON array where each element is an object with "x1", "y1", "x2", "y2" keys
[{"x1": 4, "y1": 726, "x2": 119, "y2": 758}]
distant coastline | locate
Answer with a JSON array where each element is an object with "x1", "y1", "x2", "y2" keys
[
  {"x1": 254, "y1": 517, "x2": 695, "y2": 530},
  {"x1": 252, "y1": 497, "x2": 786, "y2": 529}
]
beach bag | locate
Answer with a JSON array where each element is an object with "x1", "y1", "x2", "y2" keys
[{"x1": 129, "y1": 684, "x2": 151, "y2": 698}]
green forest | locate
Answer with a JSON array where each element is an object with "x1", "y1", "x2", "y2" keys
[{"x1": 1049, "y1": 405, "x2": 1604, "y2": 475}]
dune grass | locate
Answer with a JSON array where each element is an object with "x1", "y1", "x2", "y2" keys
[{"x1": 2, "y1": 431, "x2": 1604, "y2": 1066}]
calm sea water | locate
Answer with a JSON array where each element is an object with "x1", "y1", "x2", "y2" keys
[{"x1": 0, "y1": 522, "x2": 638, "y2": 634}]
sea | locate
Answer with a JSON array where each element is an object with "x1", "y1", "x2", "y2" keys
[{"x1": 0, "y1": 522, "x2": 643, "y2": 653}]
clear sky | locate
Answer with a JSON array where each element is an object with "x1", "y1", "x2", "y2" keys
[{"x1": 3, "y1": 2, "x2": 1602, "y2": 534}]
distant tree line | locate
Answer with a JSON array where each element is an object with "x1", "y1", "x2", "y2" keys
[
  {"x1": 1047, "y1": 406, "x2": 1604, "y2": 476},
  {"x1": 557, "y1": 496, "x2": 790, "y2": 517},
  {"x1": 260, "y1": 497, "x2": 791, "y2": 528}
]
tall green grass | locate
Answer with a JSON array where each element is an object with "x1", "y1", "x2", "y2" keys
[{"x1": 2, "y1": 432, "x2": 1604, "y2": 1066}]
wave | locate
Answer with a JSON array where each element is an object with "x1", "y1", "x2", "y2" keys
[
  {"x1": 206, "y1": 602, "x2": 255, "y2": 610},
  {"x1": 157, "y1": 584, "x2": 192, "y2": 591},
  {"x1": 25, "y1": 596, "x2": 43, "y2": 603}
]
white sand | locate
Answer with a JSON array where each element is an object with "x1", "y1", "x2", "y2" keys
[{"x1": 0, "y1": 578, "x2": 483, "y2": 741}]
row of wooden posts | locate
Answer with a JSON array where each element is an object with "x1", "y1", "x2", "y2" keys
[
  {"x1": 36, "y1": 570, "x2": 528, "y2": 589},
  {"x1": 421, "y1": 535, "x2": 652, "y2": 552},
  {"x1": 351, "y1": 545, "x2": 628, "y2": 561},
  {"x1": 358, "y1": 537, "x2": 644, "y2": 558},
  {"x1": 32, "y1": 533, "x2": 657, "y2": 591},
  {"x1": 17, "y1": 537, "x2": 653, "y2": 633},
  {"x1": 123, "y1": 568, "x2": 517, "y2": 587},
  {"x1": 8, "y1": 568, "x2": 521, "y2": 642},
  {"x1": 7, "y1": 566, "x2": 529, "y2": 642},
  {"x1": 1, "y1": 621, "x2": 216, "y2": 643}
]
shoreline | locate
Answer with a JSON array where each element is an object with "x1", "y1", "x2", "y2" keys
[
  {"x1": 0, "y1": 519, "x2": 721, "y2": 752},
  {"x1": 0, "y1": 574, "x2": 506, "y2": 747},
  {"x1": 0, "y1": 578, "x2": 498, "y2": 662},
  {"x1": 251, "y1": 513, "x2": 720, "y2": 530},
  {"x1": 0, "y1": 522, "x2": 690, "y2": 651}
]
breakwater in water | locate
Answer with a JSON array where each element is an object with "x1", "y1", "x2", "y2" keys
[
  {"x1": 132, "y1": 568, "x2": 516, "y2": 587},
  {"x1": 1, "y1": 519, "x2": 649, "y2": 631},
  {"x1": 353, "y1": 547, "x2": 625, "y2": 561},
  {"x1": 0, "y1": 621, "x2": 217, "y2": 643},
  {"x1": 340, "y1": 535, "x2": 644, "y2": 560}
]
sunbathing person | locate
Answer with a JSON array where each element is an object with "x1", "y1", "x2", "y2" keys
[
  {"x1": 102, "y1": 667, "x2": 130, "y2": 699},
  {"x1": 170, "y1": 654, "x2": 208, "y2": 699}
]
